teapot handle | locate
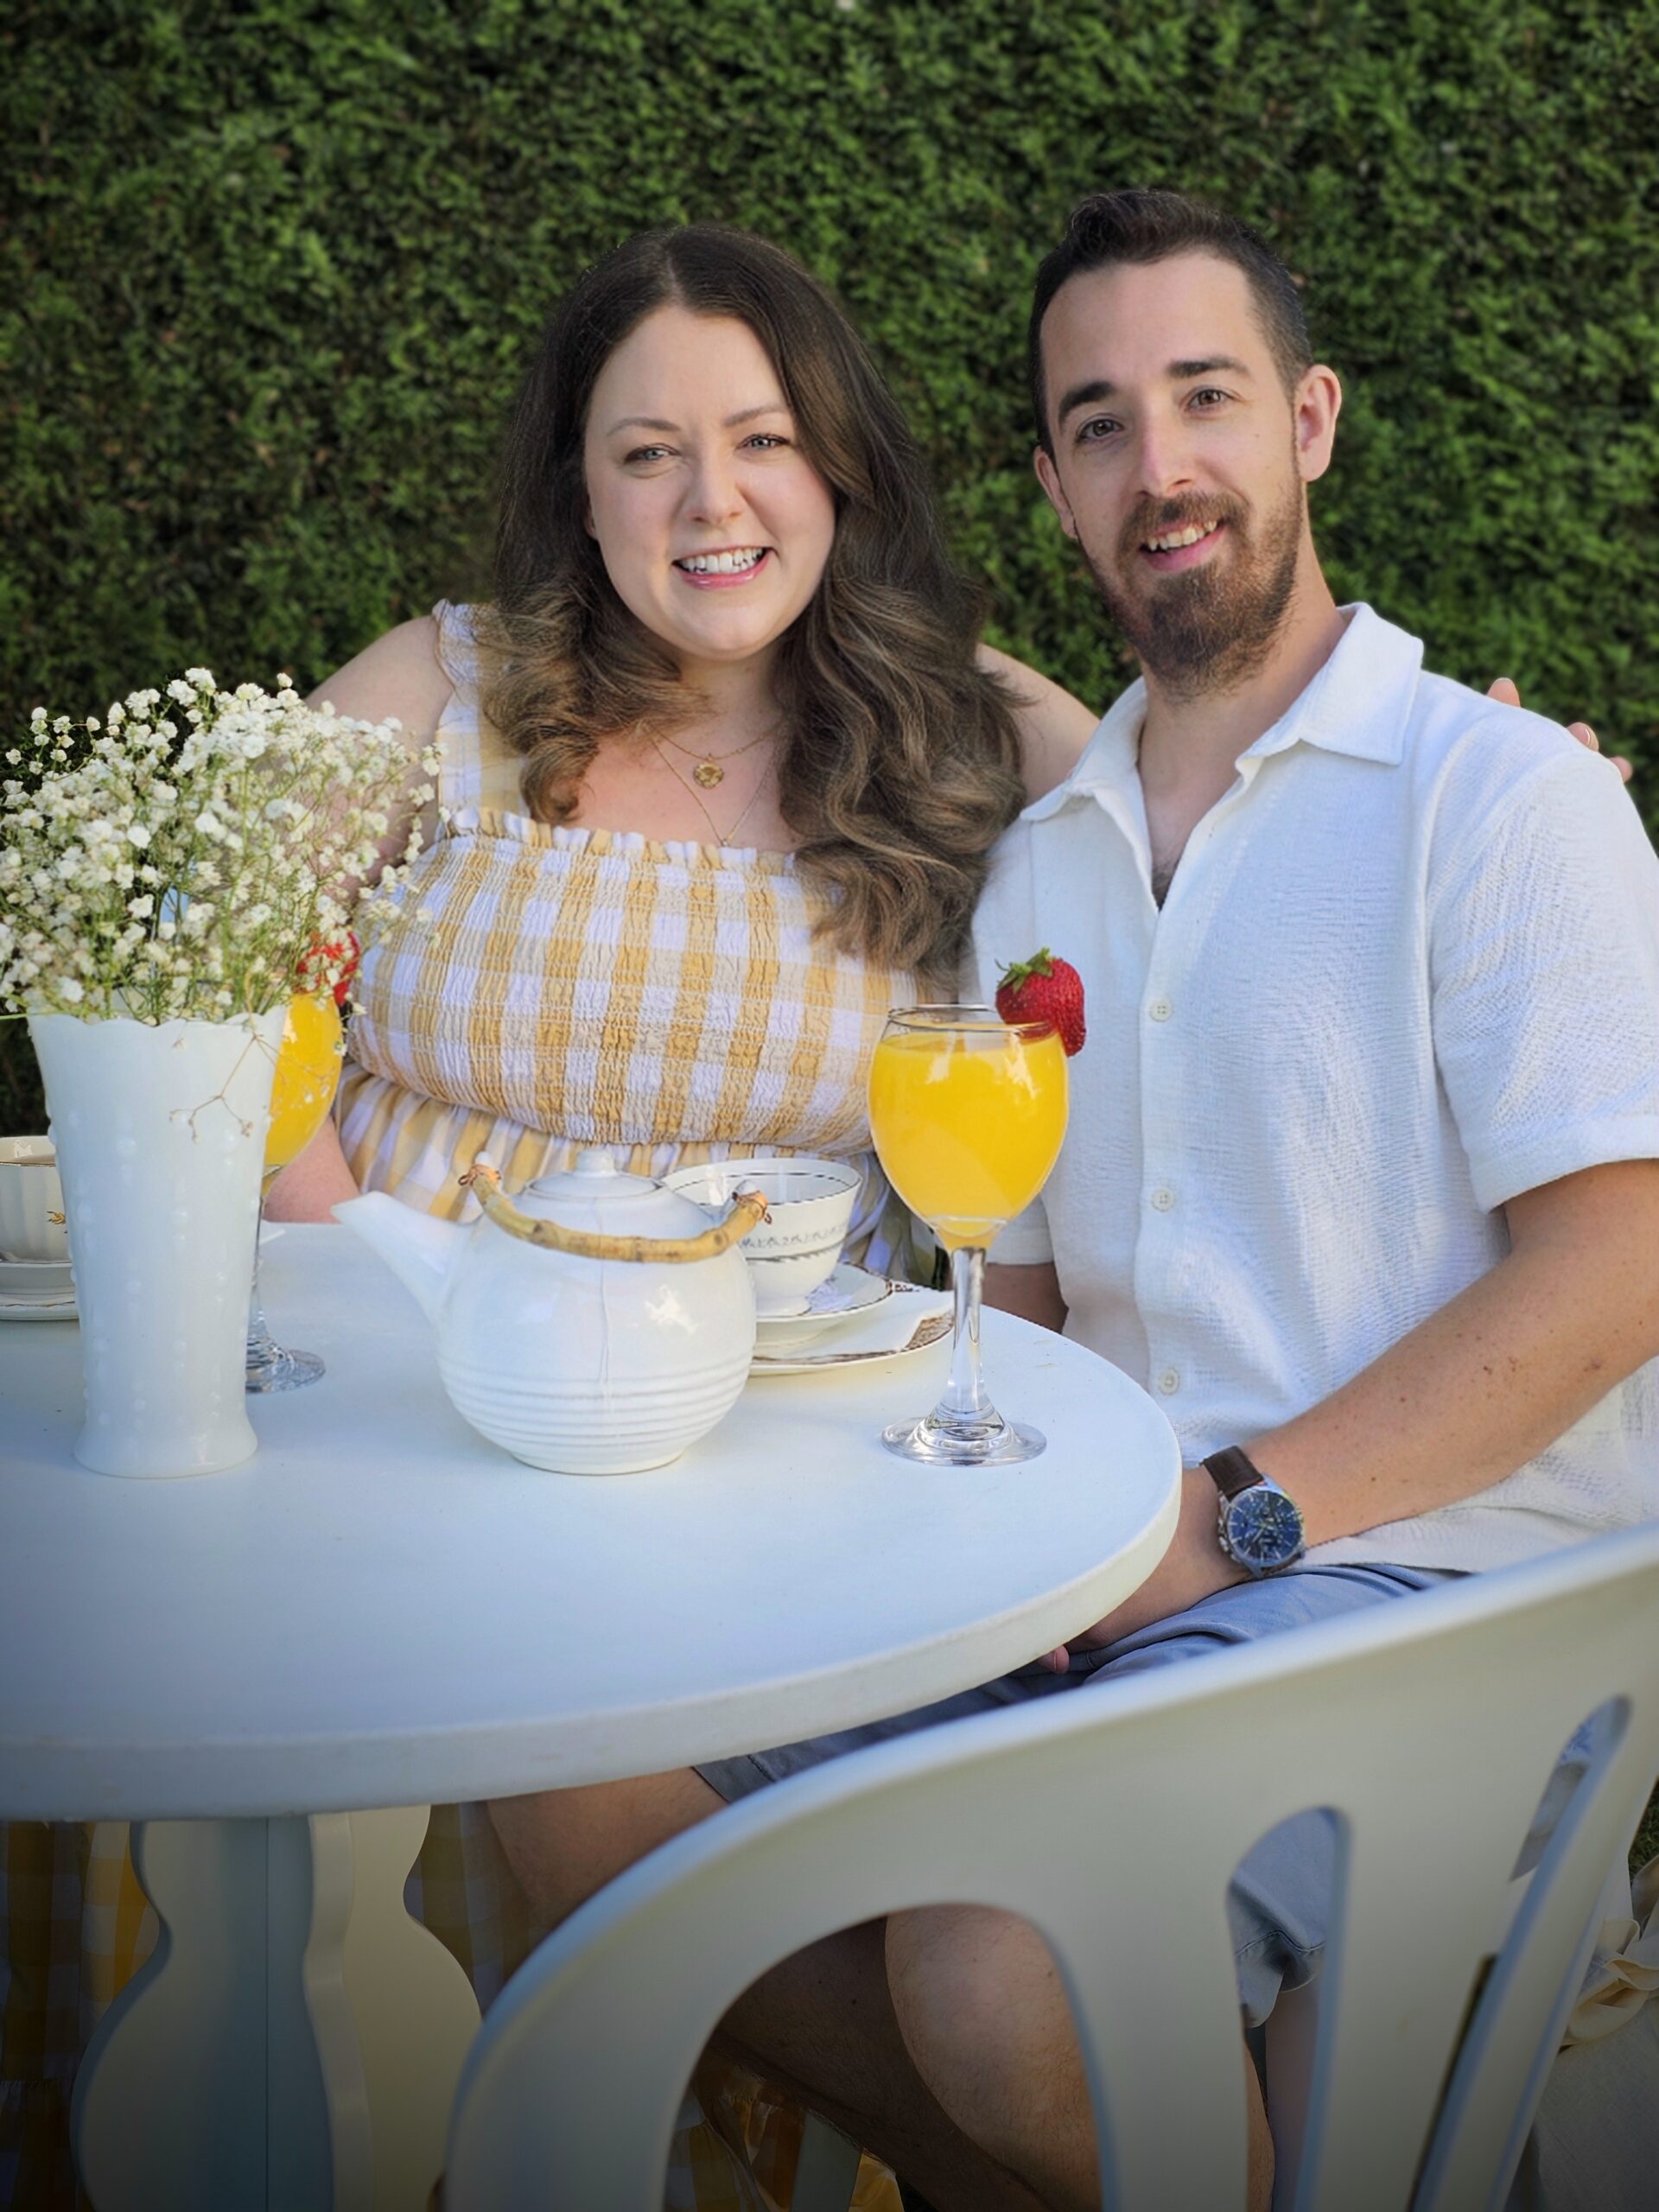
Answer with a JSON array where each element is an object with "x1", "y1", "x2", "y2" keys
[{"x1": 459, "y1": 1158, "x2": 769, "y2": 1262}]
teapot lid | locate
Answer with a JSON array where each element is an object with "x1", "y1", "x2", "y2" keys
[{"x1": 504, "y1": 1147, "x2": 715, "y2": 1240}]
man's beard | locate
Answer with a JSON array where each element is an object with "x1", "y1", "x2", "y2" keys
[{"x1": 1081, "y1": 470, "x2": 1305, "y2": 699}]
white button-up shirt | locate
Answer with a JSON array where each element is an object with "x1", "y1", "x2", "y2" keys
[{"x1": 972, "y1": 605, "x2": 1659, "y2": 1570}]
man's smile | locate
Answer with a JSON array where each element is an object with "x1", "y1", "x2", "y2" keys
[{"x1": 1140, "y1": 518, "x2": 1226, "y2": 574}]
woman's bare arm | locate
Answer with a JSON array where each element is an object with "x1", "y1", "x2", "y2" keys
[
  {"x1": 309, "y1": 615, "x2": 454, "y2": 866},
  {"x1": 976, "y1": 644, "x2": 1099, "y2": 803},
  {"x1": 265, "y1": 619, "x2": 454, "y2": 1223},
  {"x1": 264, "y1": 1115, "x2": 360, "y2": 1221},
  {"x1": 983, "y1": 1258, "x2": 1068, "y2": 1332}
]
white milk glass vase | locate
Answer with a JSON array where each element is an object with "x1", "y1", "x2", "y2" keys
[{"x1": 29, "y1": 1007, "x2": 286, "y2": 1478}]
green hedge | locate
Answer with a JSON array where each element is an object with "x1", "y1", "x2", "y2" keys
[{"x1": 5, "y1": 0, "x2": 1657, "y2": 1122}]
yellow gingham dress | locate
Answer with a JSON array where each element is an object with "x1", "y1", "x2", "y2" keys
[
  {"x1": 336, "y1": 600, "x2": 912, "y2": 1238},
  {"x1": 0, "y1": 603, "x2": 907, "y2": 2210}
]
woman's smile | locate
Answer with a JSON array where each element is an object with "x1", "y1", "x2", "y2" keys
[{"x1": 672, "y1": 544, "x2": 773, "y2": 588}]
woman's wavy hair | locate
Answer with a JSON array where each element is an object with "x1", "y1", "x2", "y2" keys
[{"x1": 478, "y1": 225, "x2": 1025, "y2": 981}]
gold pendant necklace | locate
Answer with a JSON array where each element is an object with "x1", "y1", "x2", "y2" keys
[
  {"x1": 649, "y1": 735, "x2": 772, "y2": 848},
  {"x1": 657, "y1": 726, "x2": 773, "y2": 791}
]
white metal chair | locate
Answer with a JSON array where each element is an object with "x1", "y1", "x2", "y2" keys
[{"x1": 445, "y1": 1525, "x2": 1659, "y2": 2211}]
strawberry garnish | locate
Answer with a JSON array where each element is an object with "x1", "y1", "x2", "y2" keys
[
  {"x1": 995, "y1": 947, "x2": 1085, "y2": 1056},
  {"x1": 296, "y1": 929, "x2": 362, "y2": 1008}
]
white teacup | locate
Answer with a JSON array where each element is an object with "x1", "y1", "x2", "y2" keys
[
  {"x1": 663, "y1": 1155, "x2": 861, "y2": 1318},
  {"x1": 0, "y1": 1136, "x2": 70, "y2": 1263}
]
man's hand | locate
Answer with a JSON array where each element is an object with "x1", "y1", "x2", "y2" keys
[
  {"x1": 1038, "y1": 1157, "x2": 1659, "y2": 1672},
  {"x1": 1487, "y1": 675, "x2": 1632, "y2": 783},
  {"x1": 1036, "y1": 1468, "x2": 1247, "y2": 1670}
]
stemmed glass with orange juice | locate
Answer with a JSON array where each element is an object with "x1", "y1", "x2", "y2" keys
[
  {"x1": 867, "y1": 1004, "x2": 1068, "y2": 1463},
  {"x1": 245, "y1": 989, "x2": 343, "y2": 1391}
]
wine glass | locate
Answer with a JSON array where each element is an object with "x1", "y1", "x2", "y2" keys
[
  {"x1": 246, "y1": 990, "x2": 343, "y2": 1392},
  {"x1": 867, "y1": 1004, "x2": 1068, "y2": 1464}
]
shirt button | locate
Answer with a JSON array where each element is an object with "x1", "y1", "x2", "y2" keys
[
  {"x1": 1158, "y1": 1368, "x2": 1181, "y2": 1395},
  {"x1": 1150, "y1": 1185, "x2": 1176, "y2": 1211},
  {"x1": 1147, "y1": 997, "x2": 1173, "y2": 1022}
]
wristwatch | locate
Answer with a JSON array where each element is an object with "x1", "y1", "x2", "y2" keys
[{"x1": 1202, "y1": 1446, "x2": 1306, "y2": 1577}]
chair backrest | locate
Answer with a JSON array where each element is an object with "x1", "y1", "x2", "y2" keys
[{"x1": 446, "y1": 1527, "x2": 1659, "y2": 2212}]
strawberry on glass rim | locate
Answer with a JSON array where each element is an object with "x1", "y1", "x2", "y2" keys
[
  {"x1": 995, "y1": 948, "x2": 1085, "y2": 1057},
  {"x1": 296, "y1": 929, "x2": 361, "y2": 1008}
]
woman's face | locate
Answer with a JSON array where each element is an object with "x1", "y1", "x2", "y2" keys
[{"x1": 582, "y1": 306, "x2": 838, "y2": 682}]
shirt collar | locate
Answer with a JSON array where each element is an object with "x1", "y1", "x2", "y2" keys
[{"x1": 1024, "y1": 602, "x2": 1424, "y2": 825}]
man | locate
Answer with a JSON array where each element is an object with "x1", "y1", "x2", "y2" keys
[
  {"x1": 883, "y1": 188, "x2": 1659, "y2": 2207},
  {"x1": 494, "y1": 193, "x2": 1659, "y2": 2209}
]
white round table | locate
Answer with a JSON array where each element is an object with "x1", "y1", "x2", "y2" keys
[{"x1": 1, "y1": 1225, "x2": 1180, "y2": 2209}]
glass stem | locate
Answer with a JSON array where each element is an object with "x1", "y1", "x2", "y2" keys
[
  {"x1": 939, "y1": 1245, "x2": 991, "y2": 1419},
  {"x1": 247, "y1": 1190, "x2": 278, "y2": 1359}
]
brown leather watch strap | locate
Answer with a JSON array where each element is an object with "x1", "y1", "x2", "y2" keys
[{"x1": 1202, "y1": 1446, "x2": 1266, "y2": 1500}]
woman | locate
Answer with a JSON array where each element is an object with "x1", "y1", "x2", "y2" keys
[{"x1": 270, "y1": 222, "x2": 1096, "y2": 2212}]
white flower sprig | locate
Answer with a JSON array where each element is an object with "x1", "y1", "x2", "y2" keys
[{"x1": 0, "y1": 671, "x2": 438, "y2": 1023}]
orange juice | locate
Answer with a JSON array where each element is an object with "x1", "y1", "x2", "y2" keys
[
  {"x1": 264, "y1": 991, "x2": 344, "y2": 1183},
  {"x1": 868, "y1": 1024, "x2": 1067, "y2": 1249}
]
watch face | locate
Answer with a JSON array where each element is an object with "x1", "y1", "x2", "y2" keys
[{"x1": 1224, "y1": 1486, "x2": 1305, "y2": 1571}]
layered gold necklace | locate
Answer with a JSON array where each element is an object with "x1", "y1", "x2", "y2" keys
[
  {"x1": 649, "y1": 734, "x2": 775, "y2": 848},
  {"x1": 655, "y1": 726, "x2": 773, "y2": 790}
]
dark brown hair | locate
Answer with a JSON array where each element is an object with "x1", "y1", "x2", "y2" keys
[
  {"x1": 1028, "y1": 188, "x2": 1312, "y2": 454},
  {"x1": 478, "y1": 224, "x2": 1024, "y2": 980}
]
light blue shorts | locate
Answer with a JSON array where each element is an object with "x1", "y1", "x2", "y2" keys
[{"x1": 698, "y1": 1562, "x2": 1453, "y2": 2027}]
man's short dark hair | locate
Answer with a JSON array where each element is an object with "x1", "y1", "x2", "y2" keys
[{"x1": 1028, "y1": 188, "x2": 1312, "y2": 454}]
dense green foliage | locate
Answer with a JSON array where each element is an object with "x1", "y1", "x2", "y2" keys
[{"x1": 4, "y1": 0, "x2": 1657, "y2": 1122}]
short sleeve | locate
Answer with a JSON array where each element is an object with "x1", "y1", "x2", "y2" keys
[
  {"x1": 429, "y1": 599, "x2": 481, "y2": 698},
  {"x1": 1430, "y1": 752, "x2": 1659, "y2": 1211}
]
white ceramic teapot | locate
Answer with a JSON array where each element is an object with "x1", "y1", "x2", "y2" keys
[{"x1": 334, "y1": 1150, "x2": 764, "y2": 1474}]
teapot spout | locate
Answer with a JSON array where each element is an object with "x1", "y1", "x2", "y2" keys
[{"x1": 332, "y1": 1192, "x2": 461, "y2": 1325}]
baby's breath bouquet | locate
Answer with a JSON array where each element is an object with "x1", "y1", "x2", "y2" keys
[
  {"x1": 0, "y1": 670, "x2": 436, "y2": 1023},
  {"x1": 4, "y1": 669, "x2": 441, "y2": 1479}
]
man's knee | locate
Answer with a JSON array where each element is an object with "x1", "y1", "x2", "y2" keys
[
  {"x1": 886, "y1": 1904, "x2": 1079, "y2": 2158},
  {"x1": 887, "y1": 1904, "x2": 1272, "y2": 2212},
  {"x1": 487, "y1": 1766, "x2": 722, "y2": 1926}
]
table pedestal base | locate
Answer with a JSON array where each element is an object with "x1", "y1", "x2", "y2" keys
[{"x1": 72, "y1": 1808, "x2": 481, "y2": 2211}]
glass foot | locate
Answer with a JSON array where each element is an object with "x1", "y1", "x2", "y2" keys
[
  {"x1": 881, "y1": 1408, "x2": 1046, "y2": 1465},
  {"x1": 245, "y1": 1335, "x2": 325, "y2": 1392}
]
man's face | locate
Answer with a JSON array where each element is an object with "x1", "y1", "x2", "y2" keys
[{"x1": 1033, "y1": 251, "x2": 1338, "y2": 696}]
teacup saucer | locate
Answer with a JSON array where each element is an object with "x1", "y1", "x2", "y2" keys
[
  {"x1": 0, "y1": 1255, "x2": 77, "y2": 1321},
  {"x1": 0, "y1": 1257, "x2": 74, "y2": 1298},
  {"x1": 750, "y1": 1280, "x2": 953, "y2": 1375},
  {"x1": 753, "y1": 1263, "x2": 893, "y2": 1351}
]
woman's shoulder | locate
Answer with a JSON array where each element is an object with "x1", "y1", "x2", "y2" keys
[
  {"x1": 976, "y1": 645, "x2": 1100, "y2": 803},
  {"x1": 307, "y1": 613, "x2": 456, "y2": 752}
]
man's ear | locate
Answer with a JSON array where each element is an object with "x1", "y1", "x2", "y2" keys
[
  {"x1": 1294, "y1": 365, "x2": 1342, "y2": 486},
  {"x1": 1033, "y1": 444, "x2": 1078, "y2": 540}
]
